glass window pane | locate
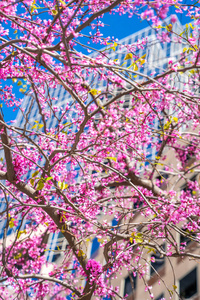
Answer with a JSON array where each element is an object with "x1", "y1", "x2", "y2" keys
[{"x1": 179, "y1": 268, "x2": 197, "y2": 299}]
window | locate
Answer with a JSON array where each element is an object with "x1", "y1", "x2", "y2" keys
[
  {"x1": 124, "y1": 272, "x2": 137, "y2": 297},
  {"x1": 133, "y1": 199, "x2": 143, "y2": 210},
  {"x1": 166, "y1": 45, "x2": 171, "y2": 58},
  {"x1": 150, "y1": 245, "x2": 165, "y2": 276},
  {"x1": 179, "y1": 268, "x2": 197, "y2": 299},
  {"x1": 90, "y1": 237, "x2": 100, "y2": 258},
  {"x1": 94, "y1": 112, "x2": 101, "y2": 125},
  {"x1": 123, "y1": 95, "x2": 130, "y2": 109},
  {"x1": 156, "y1": 172, "x2": 169, "y2": 190},
  {"x1": 181, "y1": 175, "x2": 197, "y2": 194},
  {"x1": 180, "y1": 230, "x2": 192, "y2": 246},
  {"x1": 112, "y1": 218, "x2": 118, "y2": 227},
  {"x1": 185, "y1": 144, "x2": 196, "y2": 162},
  {"x1": 51, "y1": 232, "x2": 68, "y2": 262},
  {"x1": 111, "y1": 218, "x2": 119, "y2": 231},
  {"x1": 155, "y1": 294, "x2": 164, "y2": 300},
  {"x1": 47, "y1": 232, "x2": 68, "y2": 263},
  {"x1": 180, "y1": 227, "x2": 195, "y2": 247},
  {"x1": 177, "y1": 143, "x2": 196, "y2": 167}
]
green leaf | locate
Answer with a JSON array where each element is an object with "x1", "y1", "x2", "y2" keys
[
  {"x1": 14, "y1": 253, "x2": 22, "y2": 260},
  {"x1": 189, "y1": 69, "x2": 196, "y2": 75},
  {"x1": 58, "y1": 181, "x2": 68, "y2": 190},
  {"x1": 17, "y1": 230, "x2": 26, "y2": 239},
  {"x1": 58, "y1": 181, "x2": 63, "y2": 189},
  {"x1": 52, "y1": 9, "x2": 58, "y2": 15},
  {"x1": 59, "y1": 0, "x2": 66, "y2": 4},
  {"x1": 9, "y1": 218, "x2": 15, "y2": 228},
  {"x1": 189, "y1": 23, "x2": 194, "y2": 30},
  {"x1": 46, "y1": 177, "x2": 53, "y2": 181},
  {"x1": 32, "y1": 170, "x2": 39, "y2": 178},
  {"x1": 89, "y1": 89, "x2": 101, "y2": 96},
  {"x1": 164, "y1": 119, "x2": 172, "y2": 130},
  {"x1": 133, "y1": 63, "x2": 138, "y2": 71},
  {"x1": 78, "y1": 250, "x2": 85, "y2": 257},
  {"x1": 145, "y1": 246, "x2": 156, "y2": 254},
  {"x1": 110, "y1": 46, "x2": 116, "y2": 51},
  {"x1": 154, "y1": 25, "x2": 164, "y2": 29},
  {"x1": 125, "y1": 53, "x2": 133, "y2": 60},
  {"x1": 37, "y1": 180, "x2": 44, "y2": 190},
  {"x1": 179, "y1": 30, "x2": 185, "y2": 37},
  {"x1": 17, "y1": 81, "x2": 22, "y2": 86},
  {"x1": 30, "y1": 178, "x2": 34, "y2": 186},
  {"x1": 106, "y1": 157, "x2": 117, "y2": 162},
  {"x1": 173, "y1": 117, "x2": 178, "y2": 122},
  {"x1": 127, "y1": 62, "x2": 134, "y2": 69},
  {"x1": 166, "y1": 24, "x2": 173, "y2": 32},
  {"x1": 134, "y1": 233, "x2": 143, "y2": 244},
  {"x1": 140, "y1": 54, "x2": 146, "y2": 59},
  {"x1": 139, "y1": 59, "x2": 145, "y2": 65}
]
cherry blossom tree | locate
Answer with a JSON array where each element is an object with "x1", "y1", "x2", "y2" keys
[{"x1": 0, "y1": 0, "x2": 200, "y2": 299}]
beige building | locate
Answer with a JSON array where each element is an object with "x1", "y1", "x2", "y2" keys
[{"x1": 87, "y1": 145, "x2": 200, "y2": 300}]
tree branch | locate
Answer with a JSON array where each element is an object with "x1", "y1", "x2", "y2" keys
[
  {"x1": 0, "y1": 113, "x2": 15, "y2": 181},
  {"x1": 16, "y1": 274, "x2": 81, "y2": 296}
]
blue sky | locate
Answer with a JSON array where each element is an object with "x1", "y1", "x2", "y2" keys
[{"x1": 2, "y1": 7, "x2": 191, "y2": 123}]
